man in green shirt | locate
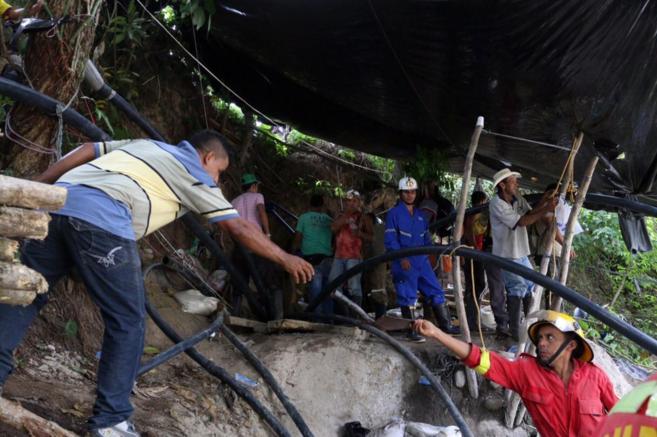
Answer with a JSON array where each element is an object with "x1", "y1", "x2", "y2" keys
[{"x1": 293, "y1": 194, "x2": 334, "y2": 314}]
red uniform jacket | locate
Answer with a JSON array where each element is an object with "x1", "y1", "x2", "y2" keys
[{"x1": 463, "y1": 344, "x2": 618, "y2": 436}]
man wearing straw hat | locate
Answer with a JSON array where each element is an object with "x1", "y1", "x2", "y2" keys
[{"x1": 489, "y1": 168, "x2": 557, "y2": 340}]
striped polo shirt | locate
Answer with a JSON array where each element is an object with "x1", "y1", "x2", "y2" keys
[{"x1": 56, "y1": 139, "x2": 239, "y2": 240}]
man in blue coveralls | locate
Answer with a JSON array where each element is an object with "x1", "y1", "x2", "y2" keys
[{"x1": 385, "y1": 176, "x2": 459, "y2": 342}]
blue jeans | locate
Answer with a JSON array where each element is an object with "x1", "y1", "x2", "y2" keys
[
  {"x1": 0, "y1": 215, "x2": 144, "y2": 429},
  {"x1": 307, "y1": 257, "x2": 334, "y2": 315},
  {"x1": 502, "y1": 256, "x2": 535, "y2": 298},
  {"x1": 328, "y1": 258, "x2": 363, "y2": 305}
]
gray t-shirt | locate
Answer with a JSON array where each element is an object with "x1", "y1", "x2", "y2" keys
[{"x1": 490, "y1": 194, "x2": 532, "y2": 259}]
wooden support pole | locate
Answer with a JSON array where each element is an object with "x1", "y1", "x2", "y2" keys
[
  {"x1": 505, "y1": 132, "x2": 583, "y2": 428},
  {"x1": 0, "y1": 175, "x2": 67, "y2": 210},
  {"x1": 0, "y1": 397, "x2": 78, "y2": 437},
  {"x1": 0, "y1": 206, "x2": 50, "y2": 239},
  {"x1": 452, "y1": 116, "x2": 484, "y2": 399},
  {"x1": 552, "y1": 155, "x2": 599, "y2": 310},
  {"x1": 0, "y1": 237, "x2": 19, "y2": 262}
]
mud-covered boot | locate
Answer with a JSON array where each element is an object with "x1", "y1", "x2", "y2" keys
[
  {"x1": 401, "y1": 306, "x2": 426, "y2": 343},
  {"x1": 507, "y1": 296, "x2": 522, "y2": 341},
  {"x1": 434, "y1": 303, "x2": 460, "y2": 335}
]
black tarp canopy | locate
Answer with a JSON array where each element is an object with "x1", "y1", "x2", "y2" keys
[{"x1": 196, "y1": 0, "x2": 657, "y2": 202}]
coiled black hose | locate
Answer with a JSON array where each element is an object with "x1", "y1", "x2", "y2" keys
[
  {"x1": 220, "y1": 325, "x2": 315, "y2": 437},
  {"x1": 292, "y1": 312, "x2": 474, "y2": 437},
  {"x1": 306, "y1": 245, "x2": 657, "y2": 356},
  {"x1": 142, "y1": 263, "x2": 291, "y2": 436}
]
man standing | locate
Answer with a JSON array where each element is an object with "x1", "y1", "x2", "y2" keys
[
  {"x1": 328, "y1": 189, "x2": 372, "y2": 309},
  {"x1": 0, "y1": 130, "x2": 313, "y2": 436},
  {"x1": 489, "y1": 168, "x2": 556, "y2": 340},
  {"x1": 414, "y1": 310, "x2": 617, "y2": 436},
  {"x1": 231, "y1": 173, "x2": 270, "y2": 237},
  {"x1": 230, "y1": 173, "x2": 275, "y2": 312},
  {"x1": 385, "y1": 176, "x2": 458, "y2": 343},
  {"x1": 292, "y1": 194, "x2": 334, "y2": 315}
]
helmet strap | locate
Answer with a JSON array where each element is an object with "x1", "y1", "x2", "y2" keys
[{"x1": 538, "y1": 336, "x2": 574, "y2": 368}]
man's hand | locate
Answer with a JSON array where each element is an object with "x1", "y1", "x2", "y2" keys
[
  {"x1": 400, "y1": 258, "x2": 411, "y2": 271},
  {"x1": 281, "y1": 253, "x2": 314, "y2": 284},
  {"x1": 413, "y1": 319, "x2": 442, "y2": 339}
]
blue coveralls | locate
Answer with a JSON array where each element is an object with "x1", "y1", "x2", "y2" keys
[{"x1": 384, "y1": 202, "x2": 445, "y2": 307}]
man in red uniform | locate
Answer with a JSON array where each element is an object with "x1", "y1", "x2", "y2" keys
[{"x1": 414, "y1": 310, "x2": 618, "y2": 436}]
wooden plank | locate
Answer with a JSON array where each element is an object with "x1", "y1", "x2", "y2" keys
[
  {"x1": 266, "y1": 319, "x2": 363, "y2": 337},
  {"x1": 225, "y1": 315, "x2": 267, "y2": 333},
  {"x1": 0, "y1": 175, "x2": 67, "y2": 211}
]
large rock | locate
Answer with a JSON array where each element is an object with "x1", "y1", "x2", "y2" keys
[{"x1": 589, "y1": 341, "x2": 633, "y2": 397}]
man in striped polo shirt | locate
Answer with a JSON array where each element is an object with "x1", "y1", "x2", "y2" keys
[{"x1": 0, "y1": 130, "x2": 313, "y2": 436}]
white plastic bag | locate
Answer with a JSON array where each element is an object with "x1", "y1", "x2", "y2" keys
[{"x1": 174, "y1": 289, "x2": 219, "y2": 316}]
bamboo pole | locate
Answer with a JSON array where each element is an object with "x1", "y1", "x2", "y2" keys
[
  {"x1": 0, "y1": 262, "x2": 48, "y2": 292},
  {"x1": 552, "y1": 156, "x2": 599, "y2": 310},
  {"x1": 0, "y1": 398, "x2": 78, "y2": 437},
  {"x1": 0, "y1": 289, "x2": 37, "y2": 306},
  {"x1": 0, "y1": 175, "x2": 67, "y2": 210},
  {"x1": 505, "y1": 132, "x2": 582, "y2": 428},
  {"x1": 452, "y1": 116, "x2": 484, "y2": 399}
]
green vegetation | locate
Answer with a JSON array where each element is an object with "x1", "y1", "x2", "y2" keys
[{"x1": 570, "y1": 210, "x2": 657, "y2": 370}]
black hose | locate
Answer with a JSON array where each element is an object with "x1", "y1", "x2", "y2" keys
[
  {"x1": 430, "y1": 194, "x2": 657, "y2": 234},
  {"x1": 142, "y1": 264, "x2": 292, "y2": 437},
  {"x1": 181, "y1": 214, "x2": 268, "y2": 320},
  {"x1": 137, "y1": 311, "x2": 224, "y2": 377},
  {"x1": 292, "y1": 312, "x2": 473, "y2": 437},
  {"x1": 0, "y1": 76, "x2": 111, "y2": 141},
  {"x1": 96, "y1": 83, "x2": 166, "y2": 142},
  {"x1": 305, "y1": 246, "x2": 657, "y2": 356},
  {"x1": 220, "y1": 325, "x2": 315, "y2": 437}
]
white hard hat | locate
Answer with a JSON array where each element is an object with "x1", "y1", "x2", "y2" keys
[{"x1": 398, "y1": 177, "x2": 418, "y2": 191}]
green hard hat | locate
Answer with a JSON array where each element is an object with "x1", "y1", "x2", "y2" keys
[{"x1": 241, "y1": 173, "x2": 259, "y2": 186}]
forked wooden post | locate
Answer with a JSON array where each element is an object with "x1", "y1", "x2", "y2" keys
[
  {"x1": 451, "y1": 116, "x2": 484, "y2": 399},
  {"x1": 552, "y1": 156, "x2": 599, "y2": 310},
  {"x1": 505, "y1": 132, "x2": 582, "y2": 427}
]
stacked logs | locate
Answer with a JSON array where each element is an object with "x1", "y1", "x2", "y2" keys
[{"x1": 0, "y1": 175, "x2": 66, "y2": 306}]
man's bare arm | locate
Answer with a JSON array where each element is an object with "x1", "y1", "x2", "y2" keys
[
  {"x1": 34, "y1": 143, "x2": 96, "y2": 183},
  {"x1": 256, "y1": 203, "x2": 271, "y2": 236},
  {"x1": 218, "y1": 218, "x2": 313, "y2": 283},
  {"x1": 516, "y1": 198, "x2": 557, "y2": 227},
  {"x1": 413, "y1": 319, "x2": 471, "y2": 359}
]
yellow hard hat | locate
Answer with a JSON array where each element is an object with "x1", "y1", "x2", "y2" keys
[{"x1": 527, "y1": 310, "x2": 594, "y2": 362}]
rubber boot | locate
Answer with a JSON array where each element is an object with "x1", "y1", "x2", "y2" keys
[
  {"x1": 507, "y1": 296, "x2": 522, "y2": 341},
  {"x1": 522, "y1": 294, "x2": 532, "y2": 317},
  {"x1": 401, "y1": 306, "x2": 426, "y2": 343},
  {"x1": 434, "y1": 303, "x2": 459, "y2": 335}
]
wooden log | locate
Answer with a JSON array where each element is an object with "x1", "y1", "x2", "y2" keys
[
  {"x1": 0, "y1": 289, "x2": 37, "y2": 306},
  {"x1": 552, "y1": 155, "x2": 599, "y2": 310},
  {"x1": 0, "y1": 206, "x2": 50, "y2": 239},
  {"x1": 505, "y1": 132, "x2": 583, "y2": 428},
  {"x1": 0, "y1": 262, "x2": 48, "y2": 292},
  {"x1": 0, "y1": 397, "x2": 78, "y2": 437},
  {"x1": 0, "y1": 175, "x2": 67, "y2": 210},
  {"x1": 452, "y1": 116, "x2": 484, "y2": 400},
  {"x1": 0, "y1": 237, "x2": 19, "y2": 262}
]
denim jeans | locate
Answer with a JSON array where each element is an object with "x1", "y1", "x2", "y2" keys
[
  {"x1": 307, "y1": 257, "x2": 334, "y2": 315},
  {"x1": 328, "y1": 258, "x2": 363, "y2": 305},
  {"x1": 0, "y1": 215, "x2": 144, "y2": 429},
  {"x1": 502, "y1": 256, "x2": 535, "y2": 298}
]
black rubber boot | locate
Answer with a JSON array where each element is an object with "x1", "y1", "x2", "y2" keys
[
  {"x1": 434, "y1": 303, "x2": 460, "y2": 335},
  {"x1": 401, "y1": 306, "x2": 426, "y2": 343},
  {"x1": 507, "y1": 296, "x2": 522, "y2": 341},
  {"x1": 522, "y1": 294, "x2": 532, "y2": 317}
]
